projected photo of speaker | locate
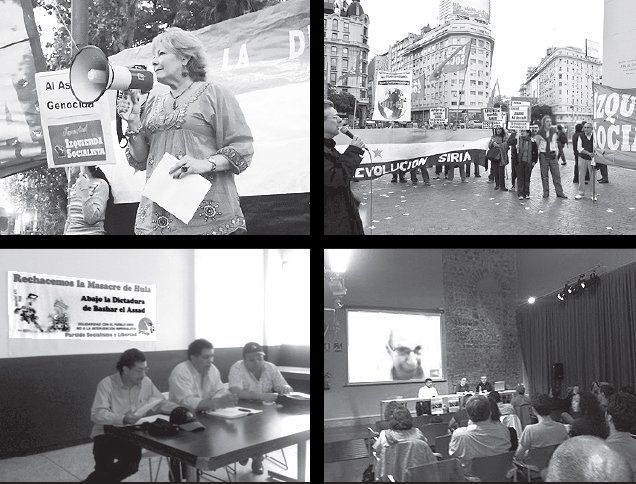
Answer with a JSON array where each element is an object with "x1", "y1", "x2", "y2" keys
[{"x1": 69, "y1": 45, "x2": 154, "y2": 104}]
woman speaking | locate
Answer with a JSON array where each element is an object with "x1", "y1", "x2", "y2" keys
[{"x1": 117, "y1": 28, "x2": 254, "y2": 235}]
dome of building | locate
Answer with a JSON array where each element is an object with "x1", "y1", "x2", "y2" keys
[{"x1": 345, "y1": 0, "x2": 364, "y2": 17}]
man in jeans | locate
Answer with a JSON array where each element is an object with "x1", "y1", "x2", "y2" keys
[
  {"x1": 574, "y1": 123, "x2": 597, "y2": 201},
  {"x1": 534, "y1": 116, "x2": 568, "y2": 199}
]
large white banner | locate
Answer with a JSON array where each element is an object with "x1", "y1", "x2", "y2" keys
[
  {"x1": 9, "y1": 271, "x2": 156, "y2": 340},
  {"x1": 372, "y1": 71, "x2": 412, "y2": 122}
]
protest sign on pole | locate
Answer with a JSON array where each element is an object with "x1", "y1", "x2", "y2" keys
[
  {"x1": 372, "y1": 71, "x2": 412, "y2": 122},
  {"x1": 9, "y1": 271, "x2": 157, "y2": 340},
  {"x1": 509, "y1": 97, "x2": 530, "y2": 131},
  {"x1": 592, "y1": 83, "x2": 636, "y2": 170},
  {"x1": 34, "y1": 70, "x2": 116, "y2": 169},
  {"x1": 429, "y1": 107, "x2": 448, "y2": 125},
  {"x1": 482, "y1": 108, "x2": 503, "y2": 128}
]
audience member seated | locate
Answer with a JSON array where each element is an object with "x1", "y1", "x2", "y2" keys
[
  {"x1": 488, "y1": 396, "x2": 518, "y2": 451},
  {"x1": 604, "y1": 392, "x2": 636, "y2": 480},
  {"x1": 544, "y1": 435, "x2": 632, "y2": 482},
  {"x1": 490, "y1": 390, "x2": 515, "y2": 415},
  {"x1": 511, "y1": 384, "x2": 532, "y2": 409},
  {"x1": 456, "y1": 377, "x2": 471, "y2": 393},
  {"x1": 373, "y1": 407, "x2": 436, "y2": 481},
  {"x1": 561, "y1": 391, "x2": 581, "y2": 425},
  {"x1": 597, "y1": 383, "x2": 615, "y2": 412},
  {"x1": 418, "y1": 378, "x2": 439, "y2": 399},
  {"x1": 511, "y1": 384, "x2": 535, "y2": 428},
  {"x1": 514, "y1": 393, "x2": 569, "y2": 462},
  {"x1": 448, "y1": 395, "x2": 511, "y2": 474},
  {"x1": 569, "y1": 391, "x2": 609, "y2": 439},
  {"x1": 448, "y1": 393, "x2": 473, "y2": 433}
]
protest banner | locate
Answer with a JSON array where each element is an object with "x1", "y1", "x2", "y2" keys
[
  {"x1": 592, "y1": 83, "x2": 636, "y2": 170},
  {"x1": 372, "y1": 71, "x2": 412, "y2": 122},
  {"x1": 412, "y1": 74, "x2": 425, "y2": 106},
  {"x1": 9, "y1": 271, "x2": 157, "y2": 340},
  {"x1": 429, "y1": 107, "x2": 448, "y2": 125},
  {"x1": 334, "y1": 128, "x2": 490, "y2": 180}
]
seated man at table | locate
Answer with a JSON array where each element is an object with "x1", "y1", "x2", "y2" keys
[
  {"x1": 85, "y1": 348, "x2": 178, "y2": 483},
  {"x1": 476, "y1": 375, "x2": 494, "y2": 394},
  {"x1": 449, "y1": 394, "x2": 511, "y2": 474},
  {"x1": 168, "y1": 338, "x2": 238, "y2": 412},
  {"x1": 229, "y1": 342, "x2": 293, "y2": 474},
  {"x1": 456, "y1": 377, "x2": 471, "y2": 393},
  {"x1": 514, "y1": 393, "x2": 569, "y2": 462}
]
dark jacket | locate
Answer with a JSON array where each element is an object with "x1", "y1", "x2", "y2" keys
[
  {"x1": 508, "y1": 134, "x2": 519, "y2": 163},
  {"x1": 572, "y1": 131, "x2": 581, "y2": 156},
  {"x1": 488, "y1": 134, "x2": 509, "y2": 166},
  {"x1": 518, "y1": 135, "x2": 538, "y2": 164},
  {"x1": 324, "y1": 138, "x2": 365, "y2": 235},
  {"x1": 557, "y1": 130, "x2": 568, "y2": 146},
  {"x1": 569, "y1": 415, "x2": 609, "y2": 440}
]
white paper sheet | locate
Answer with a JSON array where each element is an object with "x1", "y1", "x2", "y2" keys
[
  {"x1": 205, "y1": 406, "x2": 263, "y2": 419},
  {"x1": 141, "y1": 152, "x2": 211, "y2": 224},
  {"x1": 133, "y1": 414, "x2": 170, "y2": 425}
]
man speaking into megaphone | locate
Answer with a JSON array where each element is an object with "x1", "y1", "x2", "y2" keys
[{"x1": 72, "y1": 27, "x2": 254, "y2": 235}]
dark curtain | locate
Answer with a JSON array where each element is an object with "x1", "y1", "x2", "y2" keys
[{"x1": 516, "y1": 261, "x2": 636, "y2": 396}]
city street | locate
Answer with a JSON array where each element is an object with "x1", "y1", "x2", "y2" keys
[{"x1": 352, "y1": 145, "x2": 636, "y2": 234}]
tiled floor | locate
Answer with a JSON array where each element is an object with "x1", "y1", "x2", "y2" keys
[{"x1": 0, "y1": 441, "x2": 310, "y2": 482}]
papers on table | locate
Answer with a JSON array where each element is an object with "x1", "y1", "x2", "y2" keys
[
  {"x1": 132, "y1": 398, "x2": 165, "y2": 418},
  {"x1": 141, "y1": 152, "x2": 211, "y2": 223},
  {"x1": 205, "y1": 406, "x2": 263, "y2": 419},
  {"x1": 133, "y1": 414, "x2": 169, "y2": 425},
  {"x1": 286, "y1": 392, "x2": 310, "y2": 400}
]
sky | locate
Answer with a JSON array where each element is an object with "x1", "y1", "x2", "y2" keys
[{"x1": 361, "y1": 0, "x2": 604, "y2": 96}]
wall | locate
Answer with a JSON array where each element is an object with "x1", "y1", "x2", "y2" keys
[
  {"x1": 516, "y1": 249, "x2": 636, "y2": 303},
  {"x1": 324, "y1": 249, "x2": 523, "y2": 423},
  {"x1": 442, "y1": 249, "x2": 522, "y2": 392}
]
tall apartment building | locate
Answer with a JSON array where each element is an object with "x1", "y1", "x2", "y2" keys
[
  {"x1": 323, "y1": 0, "x2": 370, "y2": 123},
  {"x1": 522, "y1": 46, "x2": 602, "y2": 129}
]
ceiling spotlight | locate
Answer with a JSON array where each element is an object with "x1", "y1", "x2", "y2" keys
[
  {"x1": 528, "y1": 297, "x2": 536, "y2": 304},
  {"x1": 557, "y1": 292, "x2": 565, "y2": 302}
]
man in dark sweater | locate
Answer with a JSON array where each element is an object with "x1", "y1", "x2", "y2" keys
[{"x1": 324, "y1": 99, "x2": 366, "y2": 235}]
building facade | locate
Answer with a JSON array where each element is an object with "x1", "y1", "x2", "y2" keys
[
  {"x1": 522, "y1": 46, "x2": 602, "y2": 130},
  {"x1": 323, "y1": 0, "x2": 370, "y2": 125},
  {"x1": 439, "y1": 0, "x2": 491, "y2": 25},
  {"x1": 388, "y1": 33, "x2": 420, "y2": 73},
  {"x1": 403, "y1": 19, "x2": 495, "y2": 123},
  {"x1": 368, "y1": 53, "x2": 388, "y2": 121}
]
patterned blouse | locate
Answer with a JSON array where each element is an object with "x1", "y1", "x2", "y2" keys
[{"x1": 127, "y1": 81, "x2": 254, "y2": 235}]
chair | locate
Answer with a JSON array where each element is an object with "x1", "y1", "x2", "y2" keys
[
  {"x1": 435, "y1": 434, "x2": 452, "y2": 460},
  {"x1": 470, "y1": 451, "x2": 515, "y2": 482},
  {"x1": 380, "y1": 440, "x2": 437, "y2": 482},
  {"x1": 500, "y1": 413, "x2": 523, "y2": 438},
  {"x1": 405, "y1": 458, "x2": 466, "y2": 482},
  {"x1": 514, "y1": 403, "x2": 534, "y2": 429},
  {"x1": 417, "y1": 423, "x2": 450, "y2": 449},
  {"x1": 513, "y1": 444, "x2": 558, "y2": 482}
]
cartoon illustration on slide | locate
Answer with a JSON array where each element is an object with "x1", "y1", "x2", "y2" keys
[
  {"x1": 13, "y1": 292, "x2": 45, "y2": 332},
  {"x1": 47, "y1": 298, "x2": 70, "y2": 332}
]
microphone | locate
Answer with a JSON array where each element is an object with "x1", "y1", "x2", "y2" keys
[{"x1": 340, "y1": 126, "x2": 355, "y2": 138}]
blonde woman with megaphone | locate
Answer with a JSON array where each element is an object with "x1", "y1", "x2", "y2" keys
[{"x1": 116, "y1": 27, "x2": 254, "y2": 235}]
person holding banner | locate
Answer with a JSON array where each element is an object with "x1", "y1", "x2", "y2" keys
[
  {"x1": 118, "y1": 28, "x2": 254, "y2": 235},
  {"x1": 64, "y1": 166, "x2": 112, "y2": 235},
  {"x1": 575, "y1": 123, "x2": 597, "y2": 201},
  {"x1": 324, "y1": 99, "x2": 366, "y2": 235},
  {"x1": 534, "y1": 116, "x2": 568, "y2": 199}
]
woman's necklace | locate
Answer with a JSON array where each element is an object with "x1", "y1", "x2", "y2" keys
[{"x1": 170, "y1": 81, "x2": 194, "y2": 110}]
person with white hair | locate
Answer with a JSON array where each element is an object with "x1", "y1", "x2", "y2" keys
[{"x1": 117, "y1": 28, "x2": 254, "y2": 235}]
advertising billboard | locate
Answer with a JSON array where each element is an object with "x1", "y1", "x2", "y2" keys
[{"x1": 452, "y1": 0, "x2": 490, "y2": 23}]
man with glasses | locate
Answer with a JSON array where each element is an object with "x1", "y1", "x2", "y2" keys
[
  {"x1": 229, "y1": 342, "x2": 293, "y2": 474},
  {"x1": 85, "y1": 348, "x2": 177, "y2": 482},
  {"x1": 575, "y1": 123, "x2": 597, "y2": 200},
  {"x1": 324, "y1": 98, "x2": 366, "y2": 235},
  {"x1": 386, "y1": 327, "x2": 424, "y2": 380}
]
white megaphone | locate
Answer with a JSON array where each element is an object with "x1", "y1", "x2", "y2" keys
[{"x1": 69, "y1": 45, "x2": 154, "y2": 103}]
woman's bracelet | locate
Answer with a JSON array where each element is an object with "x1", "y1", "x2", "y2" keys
[{"x1": 125, "y1": 127, "x2": 141, "y2": 138}]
